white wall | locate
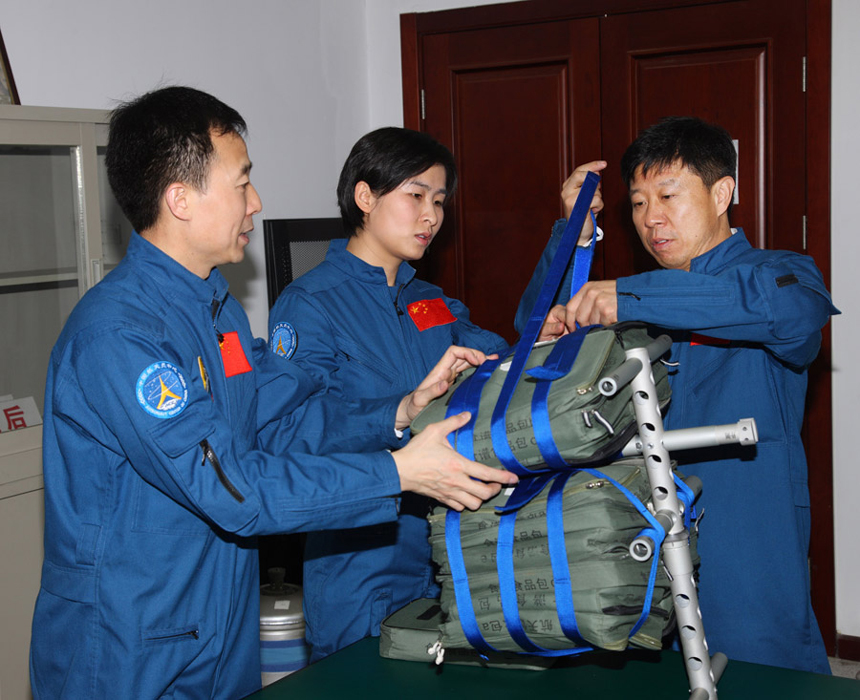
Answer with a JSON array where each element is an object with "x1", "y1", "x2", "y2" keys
[
  {"x1": 0, "y1": 0, "x2": 374, "y2": 336},
  {"x1": 830, "y1": 0, "x2": 860, "y2": 641},
  {"x1": 1, "y1": 0, "x2": 857, "y2": 639}
]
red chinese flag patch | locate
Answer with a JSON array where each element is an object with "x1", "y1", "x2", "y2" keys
[
  {"x1": 219, "y1": 331, "x2": 253, "y2": 377},
  {"x1": 690, "y1": 333, "x2": 731, "y2": 347},
  {"x1": 407, "y1": 298, "x2": 457, "y2": 332}
]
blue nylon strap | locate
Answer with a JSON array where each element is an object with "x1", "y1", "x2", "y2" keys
[
  {"x1": 522, "y1": 172, "x2": 601, "y2": 337},
  {"x1": 497, "y1": 510, "x2": 543, "y2": 653},
  {"x1": 443, "y1": 357, "x2": 502, "y2": 458},
  {"x1": 444, "y1": 173, "x2": 598, "y2": 470},
  {"x1": 673, "y1": 473, "x2": 697, "y2": 527},
  {"x1": 578, "y1": 466, "x2": 666, "y2": 637},
  {"x1": 495, "y1": 473, "x2": 593, "y2": 657},
  {"x1": 568, "y1": 211, "x2": 599, "y2": 306},
  {"x1": 629, "y1": 526, "x2": 664, "y2": 637},
  {"x1": 445, "y1": 509, "x2": 497, "y2": 656},
  {"x1": 528, "y1": 326, "x2": 597, "y2": 469},
  {"x1": 546, "y1": 471, "x2": 590, "y2": 648}
]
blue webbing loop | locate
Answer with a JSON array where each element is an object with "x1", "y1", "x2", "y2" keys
[
  {"x1": 673, "y1": 473, "x2": 698, "y2": 527},
  {"x1": 528, "y1": 326, "x2": 597, "y2": 469},
  {"x1": 578, "y1": 466, "x2": 666, "y2": 637}
]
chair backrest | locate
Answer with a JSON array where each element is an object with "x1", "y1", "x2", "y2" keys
[{"x1": 263, "y1": 218, "x2": 347, "y2": 308}]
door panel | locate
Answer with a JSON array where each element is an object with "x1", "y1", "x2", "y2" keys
[{"x1": 420, "y1": 19, "x2": 600, "y2": 342}]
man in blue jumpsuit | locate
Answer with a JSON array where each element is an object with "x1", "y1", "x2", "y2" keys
[
  {"x1": 29, "y1": 87, "x2": 516, "y2": 700},
  {"x1": 268, "y1": 127, "x2": 510, "y2": 660},
  {"x1": 518, "y1": 117, "x2": 837, "y2": 673}
]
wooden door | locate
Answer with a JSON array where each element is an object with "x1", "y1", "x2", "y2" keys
[
  {"x1": 415, "y1": 18, "x2": 601, "y2": 342},
  {"x1": 403, "y1": 0, "x2": 835, "y2": 653},
  {"x1": 599, "y1": 1, "x2": 806, "y2": 279}
]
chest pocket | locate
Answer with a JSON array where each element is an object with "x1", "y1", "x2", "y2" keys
[{"x1": 335, "y1": 334, "x2": 401, "y2": 389}]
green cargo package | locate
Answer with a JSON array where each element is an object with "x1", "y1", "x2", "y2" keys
[
  {"x1": 429, "y1": 458, "x2": 700, "y2": 655},
  {"x1": 411, "y1": 324, "x2": 670, "y2": 470}
]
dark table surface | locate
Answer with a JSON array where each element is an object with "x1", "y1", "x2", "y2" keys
[{"x1": 244, "y1": 637, "x2": 860, "y2": 699}]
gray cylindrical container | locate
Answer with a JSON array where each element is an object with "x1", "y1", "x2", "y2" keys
[{"x1": 259, "y1": 568, "x2": 310, "y2": 687}]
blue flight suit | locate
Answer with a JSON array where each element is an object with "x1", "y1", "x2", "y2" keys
[
  {"x1": 31, "y1": 233, "x2": 405, "y2": 700},
  {"x1": 268, "y1": 238, "x2": 508, "y2": 661},
  {"x1": 518, "y1": 223, "x2": 837, "y2": 673}
]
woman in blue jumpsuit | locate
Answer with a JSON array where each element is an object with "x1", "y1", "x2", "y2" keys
[{"x1": 269, "y1": 128, "x2": 510, "y2": 660}]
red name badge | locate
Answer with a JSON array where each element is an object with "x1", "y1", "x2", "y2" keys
[
  {"x1": 219, "y1": 331, "x2": 252, "y2": 377},
  {"x1": 407, "y1": 298, "x2": 457, "y2": 331}
]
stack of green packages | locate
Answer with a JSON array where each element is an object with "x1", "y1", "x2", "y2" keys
[
  {"x1": 428, "y1": 458, "x2": 700, "y2": 655},
  {"x1": 407, "y1": 325, "x2": 697, "y2": 659}
]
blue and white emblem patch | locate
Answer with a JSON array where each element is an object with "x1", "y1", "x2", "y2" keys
[
  {"x1": 271, "y1": 322, "x2": 298, "y2": 360},
  {"x1": 136, "y1": 361, "x2": 189, "y2": 419}
]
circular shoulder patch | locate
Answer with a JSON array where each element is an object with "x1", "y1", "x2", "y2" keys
[
  {"x1": 136, "y1": 361, "x2": 189, "y2": 419},
  {"x1": 271, "y1": 322, "x2": 298, "y2": 360}
]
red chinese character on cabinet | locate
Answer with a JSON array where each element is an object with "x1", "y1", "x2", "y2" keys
[{"x1": 4, "y1": 405, "x2": 27, "y2": 431}]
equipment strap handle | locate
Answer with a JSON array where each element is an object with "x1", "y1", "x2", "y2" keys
[{"x1": 488, "y1": 173, "x2": 601, "y2": 474}]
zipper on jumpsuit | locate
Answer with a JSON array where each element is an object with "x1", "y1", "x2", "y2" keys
[
  {"x1": 198, "y1": 296, "x2": 245, "y2": 504},
  {"x1": 392, "y1": 282, "x2": 422, "y2": 389}
]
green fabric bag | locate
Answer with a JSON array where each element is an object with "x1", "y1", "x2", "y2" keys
[
  {"x1": 429, "y1": 458, "x2": 700, "y2": 654},
  {"x1": 411, "y1": 324, "x2": 670, "y2": 470},
  {"x1": 379, "y1": 598, "x2": 556, "y2": 670}
]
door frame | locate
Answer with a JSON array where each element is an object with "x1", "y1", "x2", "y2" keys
[{"x1": 401, "y1": 0, "x2": 836, "y2": 655}]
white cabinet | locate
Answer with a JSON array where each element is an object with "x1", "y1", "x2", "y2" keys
[{"x1": 0, "y1": 105, "x2": 132, "y2": 700}]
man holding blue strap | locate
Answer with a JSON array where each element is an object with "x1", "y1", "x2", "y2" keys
[{"x1": 519, "y1": 117, "x2": 837, "y2": 674}]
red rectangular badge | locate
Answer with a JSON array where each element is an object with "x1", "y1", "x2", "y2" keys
[
  {"x1": 219, "y1": 331, "x2": 253, "y2": 377},
  {"x1": 407, "y1": 298, "x2": 457, "y2": 332},
  {"x1": 690, "y1": 333, "x2": 731, "y2": 347}
]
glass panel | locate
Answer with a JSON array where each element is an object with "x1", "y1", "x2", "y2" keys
[
  {"x1": 0, "y1": 145, "x2": 82, "y2": 418},
  {"x1": 97, "y1": 146, "x2": 132, "y2": 271}
]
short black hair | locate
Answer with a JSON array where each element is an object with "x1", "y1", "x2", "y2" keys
[
  {"x1": 105, "y1": 86, "x2": 247, "y2": 233},
  {"x1": 337, "y1": 127, "x2": 457, "y2": 234},
  {"x1": 620, "y1": 116, "x2": 736, "y2": 192}
]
